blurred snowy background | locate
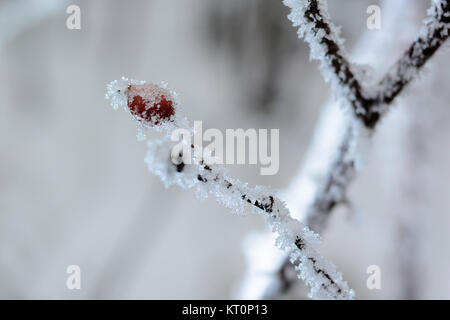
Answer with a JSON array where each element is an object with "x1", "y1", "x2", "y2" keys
[{"x1": 1, "y1": 0, "x2": 450, "y2": 299}]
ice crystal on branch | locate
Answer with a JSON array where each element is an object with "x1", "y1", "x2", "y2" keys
[
  {"x1": 105, "y1": 77, "x2": 355, "y2": 300},
  {"x1": 283, "y1": 0, "x2": 450, "y2": 128}
]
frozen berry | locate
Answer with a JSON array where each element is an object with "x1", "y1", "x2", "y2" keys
[{"x1": 127, "y1": 84, "x2": 175, "y2": 126}]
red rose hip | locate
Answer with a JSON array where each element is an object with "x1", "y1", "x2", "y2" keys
[{"x1": 127, "y1": 84, "x2": 175, "y2": 126}]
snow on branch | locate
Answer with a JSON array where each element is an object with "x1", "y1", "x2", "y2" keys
[
  {"x1": 283, "y1": 0, "x2": 450, "y2": 128},
  {"x1": 105, "y1": 77, "x2": 355, "y2": 300}
]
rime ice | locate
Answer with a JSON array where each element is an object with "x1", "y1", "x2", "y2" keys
[{"x1": 105, "y1": 77, "x2": 145, "y2": 110}]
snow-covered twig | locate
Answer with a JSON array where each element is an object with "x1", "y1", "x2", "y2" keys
[
  {"x1": 105, "y1": 78, "x2": 354, "y2": 300},
  {"x1": 284, "y1": 0, "x2": 450, "y2": 128}
]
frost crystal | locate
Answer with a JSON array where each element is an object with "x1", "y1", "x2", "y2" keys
[{"x1": 105, "y1": 77, "x2": 145, "y2": 110}]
